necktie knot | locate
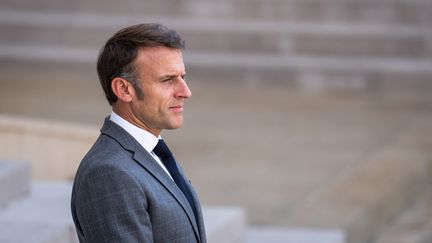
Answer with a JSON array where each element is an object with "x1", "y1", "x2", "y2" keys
[{"x1": 153, "y1": 139, "x2": 172, "y2": 159}]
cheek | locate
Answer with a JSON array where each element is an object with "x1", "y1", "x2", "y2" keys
[
  {"x1": 156, "y1": 92, "x2": 173, "y2": 107},
  {"x1": 146, "y1": 96, "x2": 167, "y2": 115},
  {"x1": 143, "y1": 88, "x2": 172, "y2": 112}
]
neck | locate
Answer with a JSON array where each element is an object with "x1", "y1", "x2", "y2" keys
[{"x1": 112, "y1": 105, "x2": 161, "y2": 137}]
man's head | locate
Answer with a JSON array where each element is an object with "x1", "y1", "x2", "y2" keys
[
  {"x1": 97, "y1": 23, "x2": 185, "y2": 105},
  {"x1": 97, "y1": 23, "x2": 191, "y2": 136}
]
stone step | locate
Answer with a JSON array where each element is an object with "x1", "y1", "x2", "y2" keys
[
  {"x1": 279, "y1": 117, "x2": 432, "y2": 243},
  {"x1": 0, "y1": 222, "x2": 72, "y2": 243},
  {"x1": 0, "y1": 181, "x2": 79, "y2": 243},
  {"x1": 0, "y1": 9, "x2": 431, "y2": 58},
  {"x1": 204, "y1": 207, "x2": 246, "y2": 243},
  {"x1": 184, "y1": 52, "x2": 432, "y2": 91},
  {"x1": 0, "y1": 160, "x2": 30, "y2": 207},
  {"x1": 0, "y1": 181, "x2": 246, "y2": 243},
  {"x1": 2, "y1": 44, "x2": 431, "y2": 92},
  {"x1": 246, "y1": 227, "x2": 344, "y2": 243},
  {"x1": 0, "y1": 0, "x2": 431, "y2": 24}
]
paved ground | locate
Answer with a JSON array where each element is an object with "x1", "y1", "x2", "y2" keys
[{"x1": 1, "y1": 63, "x2": 432, "y2": 229}]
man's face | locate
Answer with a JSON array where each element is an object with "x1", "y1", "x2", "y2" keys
[{"x1": 128, "y1": 46, "x2": 191, "y2": 136}]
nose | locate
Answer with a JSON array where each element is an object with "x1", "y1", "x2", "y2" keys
[{"x1": 176, "y1": 77, "x2": 192, "y2": 99}]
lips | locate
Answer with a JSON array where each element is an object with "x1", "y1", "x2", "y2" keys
[{"x1": 169, "y1": 105, "x2": 184, "y2": 112}]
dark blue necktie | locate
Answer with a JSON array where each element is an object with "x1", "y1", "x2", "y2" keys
[{"x1": 153, "y1": 139, "x2": 197, "y2": 219}]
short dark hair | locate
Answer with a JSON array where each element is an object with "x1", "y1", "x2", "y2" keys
[{"x1": 97, "y1": 23, "x2": 185, "y2": 105}]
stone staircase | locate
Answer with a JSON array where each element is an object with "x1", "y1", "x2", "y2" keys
[
  {"x1": 1, "y1": 1, "x2": 432, "y2": 243},
  {"x1": 1, "y1": 0, "x2": 432, "y2": 24},
  {"x1": 0, "y1": 0, "x2": 432, "y2": 91}
]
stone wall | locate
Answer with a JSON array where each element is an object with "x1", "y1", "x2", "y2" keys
[{"x1": 0, "y1": 115, "x2": 98, "y2": 180}]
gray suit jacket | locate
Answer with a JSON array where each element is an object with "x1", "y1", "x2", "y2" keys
[{"x1": 71, "y1": 118, "x2": 206, "y2": 243}]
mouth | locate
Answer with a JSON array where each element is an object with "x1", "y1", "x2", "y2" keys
[{"x1": 169, "y1": 105, "x2": 184, "y2": 112}]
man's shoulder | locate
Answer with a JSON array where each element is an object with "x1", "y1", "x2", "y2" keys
[{"x1": 73, "y1": 136, "x2": 125, "y2": 179}]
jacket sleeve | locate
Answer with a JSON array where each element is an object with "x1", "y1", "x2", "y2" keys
[{"x1": 74, "y1": 165, "x2": 153, "y2": 243}]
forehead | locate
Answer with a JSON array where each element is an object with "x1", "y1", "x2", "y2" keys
[{"x1": 134, "y1": 46, "x2": 184, "y2": 76}]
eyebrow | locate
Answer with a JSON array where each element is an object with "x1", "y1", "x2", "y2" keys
[
  {"x1": 159, "y1": 73, "x2": 186, "y2": 80},
  {"x1": 159, "y1": 75, "x2": 176, "y2": 81}
]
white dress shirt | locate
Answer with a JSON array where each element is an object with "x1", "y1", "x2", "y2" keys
[{"x1": 109, "y1": 111, "x2": 172, "y2": 179}]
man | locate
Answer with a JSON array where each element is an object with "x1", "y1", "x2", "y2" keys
[{"x1": 71, "y1": 23, "x2": 206, "y2": 243}]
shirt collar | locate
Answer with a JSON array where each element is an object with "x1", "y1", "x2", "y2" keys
[{"x1": 109, "y1": 111, "x2": 160, "y2": 153}]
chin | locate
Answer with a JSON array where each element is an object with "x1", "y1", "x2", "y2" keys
[
  {"x1": 165, "y1": 122, "x2": 183, "y2": 130},
  {"x1": 172, "y1": 124, "x2": 183, "y2": 129}
]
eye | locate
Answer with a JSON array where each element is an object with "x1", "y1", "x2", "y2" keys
[{"x1": 162, "y1": 77, "x2": 174, "y2": 83}]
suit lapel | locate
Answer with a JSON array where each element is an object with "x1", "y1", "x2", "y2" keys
[
  {"x1": 133, "y1": 150, "x2": 201, "y2": 240},
  {"x1": 176, "y1": 159, "x2": 207, "y2": 242},
  {"x1": 100, "y1": 118, "x2": 202, "y2": 242}
]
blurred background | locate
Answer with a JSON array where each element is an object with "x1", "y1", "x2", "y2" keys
[{"x1": 0, "y1": 0, "x2": 432, "y2": 242}]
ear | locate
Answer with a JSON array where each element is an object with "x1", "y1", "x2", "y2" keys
[{"x1": 111, "y1": 77, "x2": 133, "y2": 103}]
